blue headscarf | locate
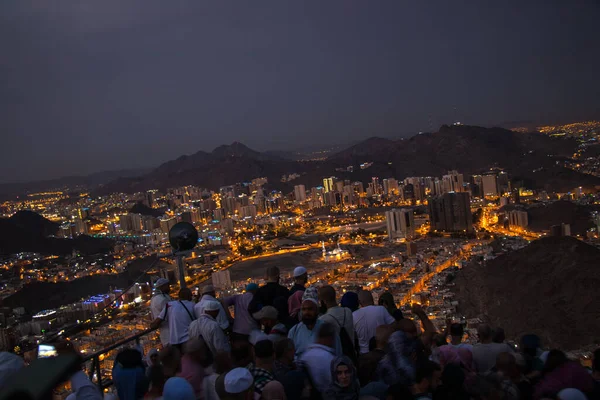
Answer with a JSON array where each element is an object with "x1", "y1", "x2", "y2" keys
[{"x1": 163, "y1": 377, "x2": 196, "y2": 400}]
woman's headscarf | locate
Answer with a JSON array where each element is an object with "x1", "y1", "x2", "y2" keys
[
  {"x1": 557, "y1": 388, "x2": 588, "y2": 400},
  {"x1": 324, "y1": 356, "x2": 360, "y2": 400},
  {"x1": 375, "y1": 330, "x2": 416, "y2": 386},
  {"x1": 287, "y1": 291, "x2": 303, "y2": 319},
  {"x1": 162, "y1": 377, "x2": 196, "y2": 400},
  {"x1": 341, "y1": 292, "x2": 359, "y2": 312},
  {"x1": 438, "y1": 345, "x2": 461, "y2": 368}
]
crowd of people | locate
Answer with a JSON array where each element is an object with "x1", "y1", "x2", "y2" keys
[{"x1": 1, "y1": 265, "x2": 599, "y2": 400}]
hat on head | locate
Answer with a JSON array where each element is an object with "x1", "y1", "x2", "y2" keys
[
  {"x1": 202, "y1": 285, "x2": 215, "y2": 295},
  {"x1": 246, "y1": 283, "x2": 258, "y2": 291},
  {"x1": 203, "y1": 300, "x2": 221, "y2": 312},
  {"x1": 216, "y1": 368, "x2": 253, "y2": 396},
  {"x1": 249, "y1": 330, "x2": 270, "y2": 346},
  {"x1": 252, "y1": 306, "x2": 278, "y2": 321},
  {"x1": 154, "y1": 278, "x2": 169, "y2": 288},
  {"x1": 302, "y1": 286, "x2": 319, "y2": 306},
  {"x1": 293, "y1": 266, "x2": 307, "y2": 278}
]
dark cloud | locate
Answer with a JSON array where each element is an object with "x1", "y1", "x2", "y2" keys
[{"x1": 2, "y1": 1, "x2": 599, "y2": 182}]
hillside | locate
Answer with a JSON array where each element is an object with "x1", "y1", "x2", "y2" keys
[
  {"x1": 453, "y1": 236, "x2": 600, "y2": 350},
  {"x1": 328, "y1": 125, "x2": 598, "y2": 192},
  {"x1": 97, "y1": 125, "x2": 600, "y2": 194},
  {"x1": 0, "y1": 211, "x2": 114, "y2": 256}
]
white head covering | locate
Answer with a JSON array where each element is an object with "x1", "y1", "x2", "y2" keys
[
  {"x1": 224, "y1": 368, "x2": 253, "y2": 394},
  {"x1": 557, "y1": 388, "x2": 588, "y2": 400},
  {"x1": 203, "y1": 300, "x2": 221, "y2": 312},
  {"x1": 154, "y1": 278, "x2": 169, "y2": 288},
  {"x1": 293, "y1": 266, "x2": 307, "y2": 277}
]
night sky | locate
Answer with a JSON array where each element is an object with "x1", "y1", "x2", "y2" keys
[{"x1": 2, "y1": 1, "x2": 599, "y2": 183}]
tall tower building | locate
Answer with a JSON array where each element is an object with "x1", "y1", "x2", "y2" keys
[
  {"x1": 385, "y1": 208, "x2": 415, "y2": 240},
  {"x1": 294, "y1": 185, "x2": 307, "y2": 202},
  {"x1": 482, "y1": 174, "x2": 499, "y2": 197},
  {"x1": 442, "y1": 170, "x2": 464, "y2": 193},
  {"x1": 323, "y1": 177, "x2": 335, "y2": 193},
  {"x1": 428, "y1": 192, "x2": 473, "y2": 233}
]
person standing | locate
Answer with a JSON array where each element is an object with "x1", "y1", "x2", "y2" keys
[
  {"x1": 249, "y1": 266, "x2": 290, "y2": 315},
  {"x1": 151, "y1": 288, "x2": 196, "y2": 349},
  {"x1": 472, "y1": 324, "x2": 514, "y2": 373},
  {"x1": 352, "y1": 290, "x2": 395, "y2": 354},
  {"x1": 150, "y1": 278, "x2": 172, "y2": 346},
  {"x1": 298, "y1": 322, "x2": 337, "y2": 393},
  {"x1": 188, "y1": 301, "x2": 231, "y2": 356},
  {"x1": 319, "y1": 285, "x2": 356, "y2": 360},
  {"x1": 287, "y1": 298, "x2": 323, "y2": 358},
  {"x1": 195, "y1": 285, "x2": 230, "y2": 331},
  {"x1": 222, "y1": 283, "x2": 259, "y2": 339},
  {"x1": 289, "y1": 266, "x2": 308, "y2": 296}
]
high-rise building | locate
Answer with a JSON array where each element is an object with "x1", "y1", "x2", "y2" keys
[
  {"x1": 159, "y1": 217, "x2": 177, "y2": 234},
  {"x1": 294, "y1": 185, "x2": 307, "y2": 202},
  {"x1": 442, "y1": 170, "x2": 464, "y2": 193},
  {"x1": 482, "y1": 174, "x2": 499, "y2": 197},
  {"x1": 119, "y1": 214, "x2": 132, "y2": 232},
  {"x1": 323, "y1": 177, "x2": 335, "y2": 193},
  {"x1": 385, "y1": 208, "x2": 415, "y2": 240},
  {"x1": 240, "y1": 205, "x2": 257, "y2": 219},
  {"x1": 371, "y1": 177, "x2": 382, "y2": 195},
  {"x1": 383, "y1": 178, "x2": 399, "y2": 196},
  {"x1": 428, "y1": 192, "x2": 473, "y2": 233},
  {"x1": 73, "y1": 218, "x2": 88, "y2": 235},
  {"x1": 508, "y1": 210, "x2": 528, "y2": 228},
  {"x1": 212, "y1": 270, "x2": 232, "y2": 290},
  {"x1": 342, "y1": 185, "x2": 354, "y2": 206},
  {"x1": 213, "y1": 208, "x2": 224, "y2": 221},
  {"x1": 145, "y1": 190, "x2": 158, "y2": 208},
  {"x1": 130, "y1": 213, "x2": 143, "y2": 232}
]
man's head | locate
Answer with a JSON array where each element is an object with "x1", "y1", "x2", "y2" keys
[
  {"x1": 375, "y1": 324, "x2": 394, "y2": 350},
  {"x1": 477, "y1": 324, "x2": 493, "y2": 343},
  {"x1": 204, "y1": 300, "x2": 221, "y2": 319},
  {"x1": 252, "y1": 306, "x2": 278, "y2": 331},
  {"x1": 154, "y1": 278, "x2": 171, "y2": 295},
  {"x1": 316, "y1": 322, "x2": 336, "y2": 349},
  {"x1": 254, "y1": 340, "x2": 274, "y2": 366},
  {"x1": 216, "y1": 368, "x2": 254, "y2": 400},
  {"x1": 492, "y1": 327, "x2": 505, "y2": 344},
  {"x1": 413, "y1": 360, "x2": 442, "y2": 394},
  {"x1": 266, "y1": 266, "x2": 280, "y2": 283},
  {"x1": 179, "y1": 288, "x2": 193, "y2": 301},
  {"x1": 231, "y1": 340, "x2": 253, "y2": 368},
  {"x1": 450, "y1": 323, "x2": 464, "y2": 341},
  {"x1": 396, "y1": 318, "x2": 418, "y2": 340},
  {"x1": 358, "y1": 290, "x2": 374, "y2": 307},
  {"x1": 301, "y1": 299, "x2": 318, "y2": 326},
  {"x1": 159, "y1": 345, "x2": 182, "y2": 378},
  {"x1": 183, "y1": 338, "x2": 209, "y2": 365},
  {"x1": 246, "y1": 283, "x2": 258, "y2": 295},
  {"x1": 274, "y1": 339, "x2": 295, "y2": 365},
  {"x1": 202, "y1": 285, "x2": 216, "y2": 298},
  {"x1": 293, "y1": 266, "x2": 308, "y2": 284},
  {"x1": 319, "y1": 285, "x2": 337, "y2": 308}
]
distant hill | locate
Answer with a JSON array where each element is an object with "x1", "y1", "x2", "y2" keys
[
  {"x1": 526, "y1": 201, "x2": 599, "y2": 235},
  {"x1": 97, "y1": 125, "x2": 600, "y2": 194},
  {"x1": 454, "y1": 236, "x2": 600, "y2": 350},
  {"x1": 0, "y1": 211, "x2": 114, "y2": 256},
  {"x1": 0, "y1": 167, "x2": 150, "y2": 200},
  {"x1": 328, "y1": 125, "x2": 599, "y2": 192}
]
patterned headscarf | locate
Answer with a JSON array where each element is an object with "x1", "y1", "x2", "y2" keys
[
  {"x1": 302, "y1": 286, "x2": 319, "y2": 306},
  {"x1": 324, "y1": 356, "x2": 360, "y2": 400},
  {"x1": 375, "y1": 330, "x2": 416, "y2": 386}
]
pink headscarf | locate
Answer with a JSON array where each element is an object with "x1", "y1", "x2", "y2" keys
[
  {"x1": 438, "y1": 345, "x2": 461, "y2": 367},
  {"x1": 288, "y1": 290, "x2": 304, "y2": 319}
]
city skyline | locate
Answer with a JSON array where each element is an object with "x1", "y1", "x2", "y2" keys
[{"x1": 2, "y1": 1, "x2": 600, "y2": 183}]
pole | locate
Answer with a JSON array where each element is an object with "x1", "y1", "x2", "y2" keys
[{"x1": 176, "y1": 254, "x2": 186, "y2": 288}]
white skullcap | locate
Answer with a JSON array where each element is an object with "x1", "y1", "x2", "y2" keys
[
  {"x1": 203, "y1": 300, "x2": 220, "y2": 312},
  {"x1": 224, "y1": 368, "x2": 253, "y2": 394},
  {"x1": 293, "y1": 266, "x2": 307, "y2": 277},
  {"x1": 154, "y1": 278, "x2": 169, "y2": 288}
]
